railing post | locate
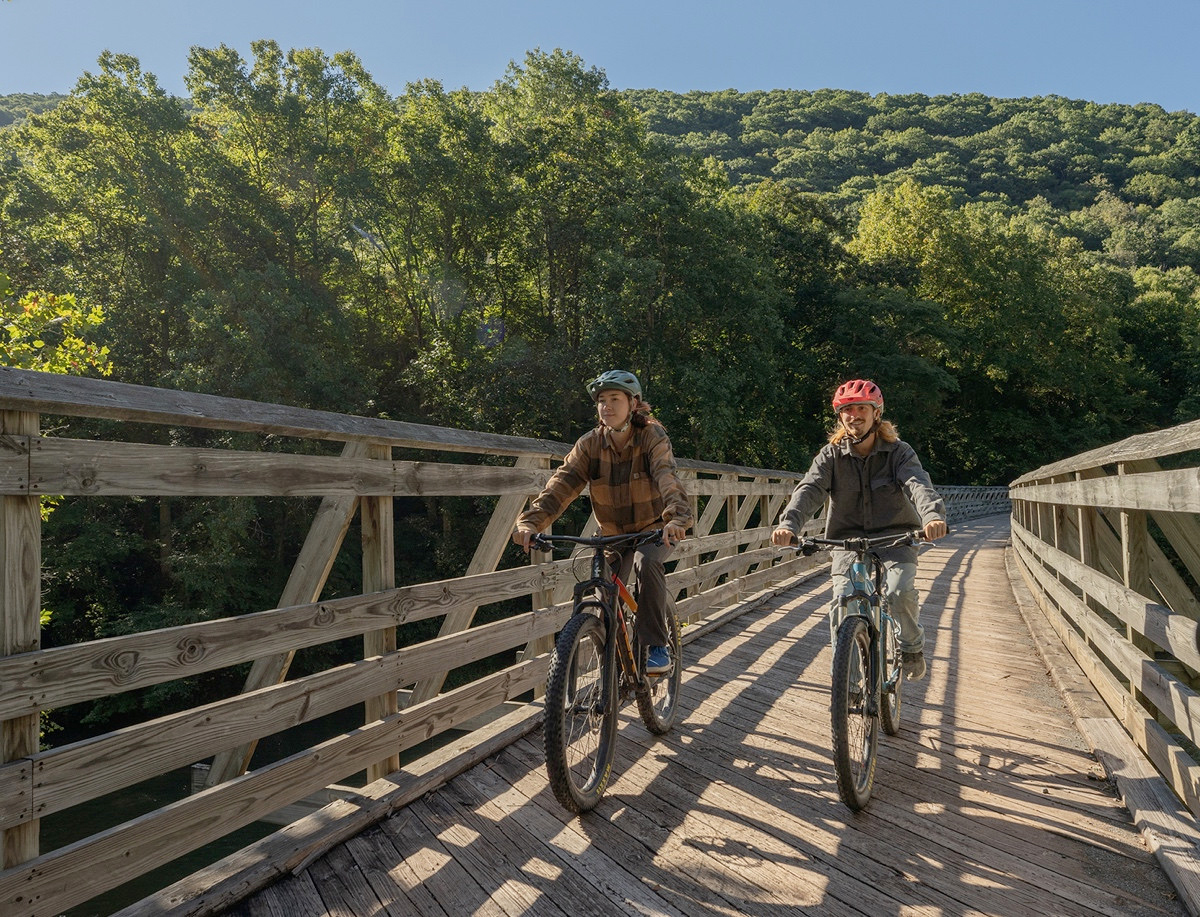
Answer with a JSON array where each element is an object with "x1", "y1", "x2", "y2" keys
[
  {"x1": 1, "y1": 410, "x2": 40, "y2": 867},
  {"x1": 1118, "y1": 462, "x2": 1157, "y2": 718},
  {"x1": 363, "y1": 442, "x2": 399, "y2": 781},
  {"x1": 1076, "y1": 471, "x2": 1100, "y2": 654}
]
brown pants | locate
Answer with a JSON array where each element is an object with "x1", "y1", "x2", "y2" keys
[{"x1": 613, "y1": 539, "x2": 677, "y2": 648}]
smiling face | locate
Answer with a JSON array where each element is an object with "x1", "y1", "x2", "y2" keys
[
  {"x1": 838, "y1": 402, "x2": 880, "y2": 439},
  {"x1": 596, "y1": 389, "x2": 634, "y2": 430}
]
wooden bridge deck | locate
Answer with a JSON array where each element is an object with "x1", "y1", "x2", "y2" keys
[{"x1": 215, "y1": 517, "x2": 1188, "y2": 916}]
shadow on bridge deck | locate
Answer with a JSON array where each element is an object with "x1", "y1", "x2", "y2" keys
[{"x1": 164, "y1": 516, "x2": 1193, "y2": 916}]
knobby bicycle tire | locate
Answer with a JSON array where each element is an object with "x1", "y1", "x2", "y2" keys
[
  {"x1": 636, "y1": 610, "x2": 682, "y2": 735},
  {"x1": 880, "y1": 611, "x2": 903, "y2": 736},
  {"x1": 543, "y1": 612, "x2": 618, "y2": 813},
  {"x1": 831, "y1": 616, "x2": 878, "y2": 810}
]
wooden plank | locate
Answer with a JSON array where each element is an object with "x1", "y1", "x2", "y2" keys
[
  {"x1": 1008, "y1": 546, "x2": 1200, "y2": 916},
  {"x1": 363, "y1": 443, "x2": 399, "y2": 780},
  {"x1": 114, "y1": 701, "x2": 545, "y2": 917},
  {"x1": 1085, "y1": 717, "x2": 1200, "y2": 917},
  {"x1": 0, "y1": 367, "x2": 568, "y2": 458},
  {"x1": 409, "y1": 790, "x2": 572, "y2": 916},
  {"x1": 1129, "y1": 459, "x2": 1200, "y2": 595},
  {"x1": 1012, "y1": 522, "x2": 1200, "y2": 673},
  {"x1": 304, "y1": 846, "x2": 387, "y2": 916},
  {"x1": 0, "y1": 410, "x2": 40, "y2": 868},
  {"x1": 0, "y1": 368, "x2": 806, "y2": 479},
  {"x1": 1012, "y1": 530, "x2": 1200, "y2": 815},
  {"x1": 8, "y1": 438, "x2": 555, "y2": 497},
  {"x1": 455, "y1": 764, "x2": 692, "y2": 917},
  {"x1": 341, "y1": 828, "x2": 445, "y2": 917}
]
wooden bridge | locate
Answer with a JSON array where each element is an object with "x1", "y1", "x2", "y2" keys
[{"x1": 1, "y1": 368, "x2": 1199, "y2": 916}]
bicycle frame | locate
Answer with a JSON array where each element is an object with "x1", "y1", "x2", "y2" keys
[{"x1": 565, "y1": 539, "x2": 651, "y2": 710}]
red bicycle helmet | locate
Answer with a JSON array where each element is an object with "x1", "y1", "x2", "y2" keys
[{"x1": 831, "y1": 379, "x2": 884, "y2": 410}]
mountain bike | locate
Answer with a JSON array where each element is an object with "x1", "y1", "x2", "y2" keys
[
  {"x1": 790, "y1": 529, "x2": 927, "y2": 810},
  {"x1": 531, "y1": 529, "x2": 683, "y2": 813}
]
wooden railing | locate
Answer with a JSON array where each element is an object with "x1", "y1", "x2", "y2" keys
[
  {"x1": 0, "y1": 368, "x2": 1009, "y2": 917},
  {"x1": 1008, "y1": 419, "x2": 1200, "y2": 829}
]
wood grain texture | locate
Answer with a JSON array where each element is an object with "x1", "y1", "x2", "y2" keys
[{"x1": 116, "y1": 518, "x2": 1194, "y2": 917}]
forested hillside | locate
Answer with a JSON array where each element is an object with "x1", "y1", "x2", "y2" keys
[{"x1": 1, "y1": 46, "x2": 1197, "y2": 732}]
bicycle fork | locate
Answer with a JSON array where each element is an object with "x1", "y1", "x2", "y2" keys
[{"x1": 839, "y1": 591, "x2": 882, "y2": 717}]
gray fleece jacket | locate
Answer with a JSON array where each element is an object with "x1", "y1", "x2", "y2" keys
[{"x1": 778, "y1": 436, "x2": 946, "y2": 575}]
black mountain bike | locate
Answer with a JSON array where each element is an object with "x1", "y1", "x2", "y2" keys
[
  {"x1": 532, "y1": 529, "x2": 683, "y2": 813},
  {"x1": 792, "y1": 530, "x2": 926, "y2": 810}
]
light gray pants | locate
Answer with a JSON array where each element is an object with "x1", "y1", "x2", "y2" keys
[
  {"x1": 829, "y1": 560, "x2": 922, "y2": 654},
  {"x1": 614, "y1": 539, "x2": 676, "y2": 648}
]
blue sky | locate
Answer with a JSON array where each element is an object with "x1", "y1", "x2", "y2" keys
[{"x1": 3, "y1": 0, "x2": 1198, "y2": 115}]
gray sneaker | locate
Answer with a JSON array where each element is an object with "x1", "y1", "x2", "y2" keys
[{"x1": 902, "y1": 651, "x2": 927, "y2": 681}]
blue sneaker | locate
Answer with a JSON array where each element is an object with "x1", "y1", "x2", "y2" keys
[{"x1": 646, "y1": 646, "x2": 672, "y2": 675}]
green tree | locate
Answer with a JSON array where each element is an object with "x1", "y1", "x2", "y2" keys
[
  {"x1": 849, "y1": 179, "x2": 1145, "y2": 481},
  {"x1": 0, "y1": 268, "x2": 110, "y2": 375}
]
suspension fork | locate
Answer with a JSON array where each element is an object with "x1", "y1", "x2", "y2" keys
[{"x1": 574, "y1": 577, "x2": 625, "y2": 709}]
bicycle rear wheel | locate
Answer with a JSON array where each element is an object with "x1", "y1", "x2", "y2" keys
[
  {"x1": 636, "y1": 610, "x2": 682, "y2": 734},
  {"x1": 831, "y1": 615, "x2": 878, "y2": 811},
  {"x1": 880, "y1": 613, "x2": 903, "y2": 736},
  {"x1": 543, "y1": 612, "x2": 618, "y2": 813}
]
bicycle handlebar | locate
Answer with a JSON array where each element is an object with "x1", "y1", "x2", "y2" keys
[
  {"x1": 785, "y1": 529, "x2": 929, "y2": 556},
  {"x1": 530, "y1": 529, "x2": 664, "y2": 552}
]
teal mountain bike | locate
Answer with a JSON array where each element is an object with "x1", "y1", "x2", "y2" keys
[{"x1": 792, "y1": 530, "x2": 926, "y2": 810}]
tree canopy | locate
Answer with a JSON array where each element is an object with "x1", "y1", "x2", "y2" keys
[{"x1": 2, "y1": 48, "x2": 1198, "y2": 733}]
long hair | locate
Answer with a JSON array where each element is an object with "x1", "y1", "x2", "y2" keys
[
  {"x1": 631, "y1": 396, "x2": 662, "y2": 429},
  {"x1": 828, "y1": 417, "x2": 898, "y2": 445},
  {"x1": 596, "y1": 393, "x2": 663, "y2": 431}
]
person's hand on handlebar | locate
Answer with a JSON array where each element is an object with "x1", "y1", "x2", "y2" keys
[
  {"x1": 771, "y1": 526, "x2": 797, "y2": 547},
  {"x1": 511, "y1": 528, "x2": 536, "y2": 553},
  {"x1": 662, "y1": 520, "x2": 688, "y2": 548},
  {"x1": 923, "y1": 520, "x2": 948, "y2": 541}
]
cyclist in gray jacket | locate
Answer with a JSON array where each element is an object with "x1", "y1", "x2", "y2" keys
[{"x1": 771, "y1": 379, "x2": 947, "y2": 680}]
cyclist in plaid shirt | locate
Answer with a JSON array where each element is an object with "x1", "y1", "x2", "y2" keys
[{"x1": 512, "y1": 370, "x2": 692, "y2": 675}]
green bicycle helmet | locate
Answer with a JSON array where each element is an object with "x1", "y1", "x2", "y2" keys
[{"x1": 586, "y1": 369, "x2": 642, "y2": 401}]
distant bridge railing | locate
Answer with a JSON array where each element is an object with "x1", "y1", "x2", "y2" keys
[
  {"x1": 0, "y1": 367, "x2": 1008, "y2": 917},
  {"x1": 1009, "y1": 419, "x2": 1200, "y2": 826}
]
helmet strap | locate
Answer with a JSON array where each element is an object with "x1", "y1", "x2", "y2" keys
[{"x1": 844, "y1": 415, "x2": 879, "y2": 445}]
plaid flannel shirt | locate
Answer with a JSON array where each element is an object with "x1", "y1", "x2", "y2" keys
[{"x1": 517, "y1": 422, "x2": 693, "y2": 536}]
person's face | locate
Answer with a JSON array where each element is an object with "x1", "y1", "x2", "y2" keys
[
  {"x1": 596, "y1": 389, "x2": 633, "y2": 429},
  {"x1": 838, "y1": 402, "x2": 880, "y2": 437}
]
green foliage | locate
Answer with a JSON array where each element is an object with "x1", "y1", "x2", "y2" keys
[
  {"x1": 0, "y1": 92, "x2": 67, "y2": 127},
  {"x1": 1, "y1": 286, "x2": 111, "y2": 374},
  {"x1": 6, "y1": 51, "x2": 1200, "y2": 734}
]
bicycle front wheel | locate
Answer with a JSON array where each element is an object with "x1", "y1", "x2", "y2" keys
[
  {"x1": 636, "y1": 610, "x2": 682, "y2": 734},
  {"x1": 880, "y1": 613, "x2": 903, "y2": 736},
  {"x1": 831, "y1": 615, "x2": 879, "y2": 811},
  {"x1": 543, "y1": 613, "x2": 618, "y2": 813}
]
